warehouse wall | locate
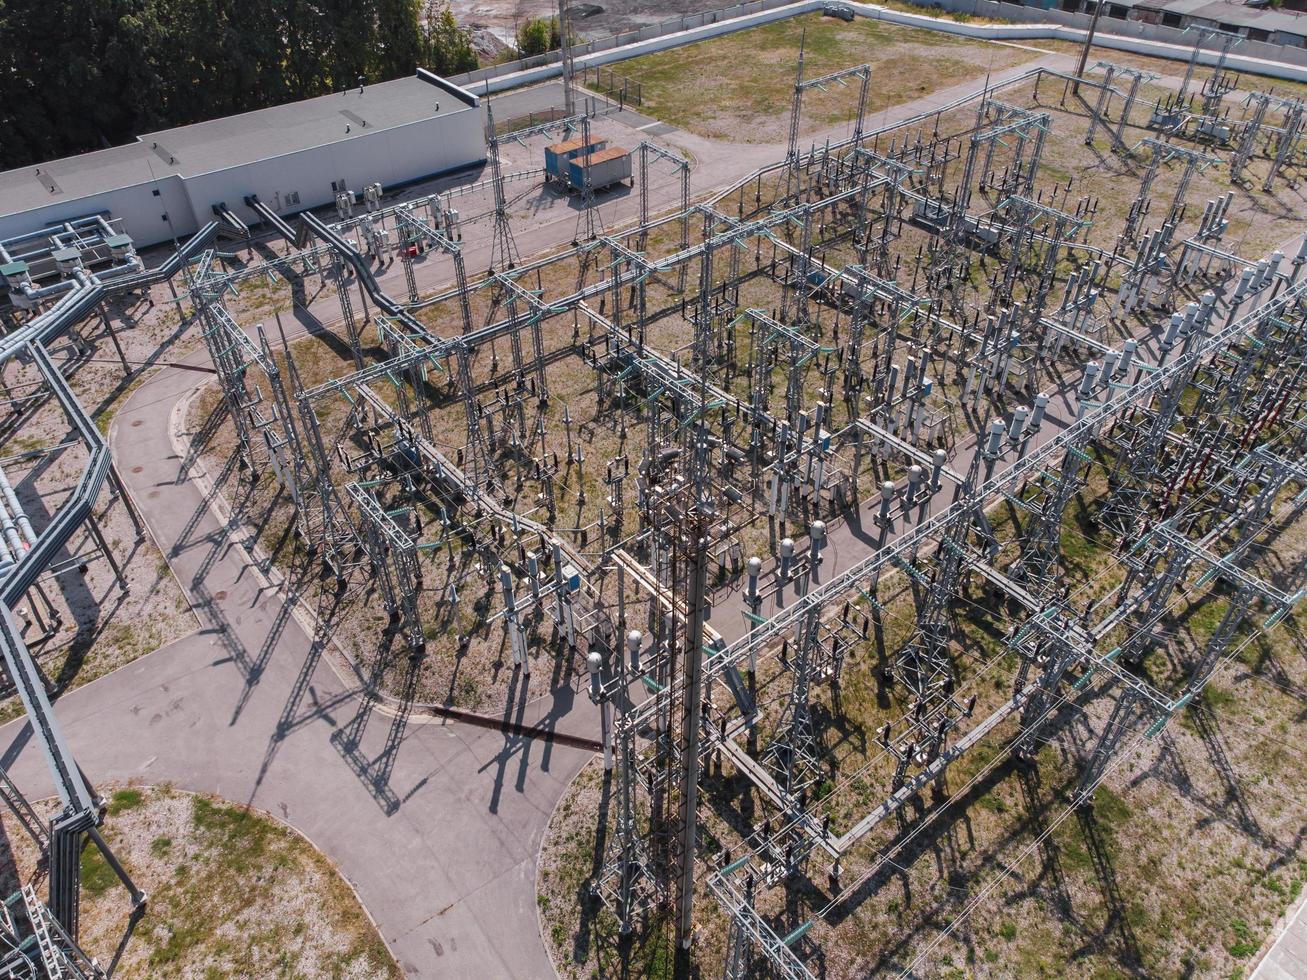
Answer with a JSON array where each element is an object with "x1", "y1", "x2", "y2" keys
[
  {"x1": 0, "y1": 175, "x2": 196, "y2": 252},
  {"x1": 183, "y1": 103, "x2": 486, "y2": 234},
  {"x1": 0, "y1": 102, "x2": 486, "y2": 251}
]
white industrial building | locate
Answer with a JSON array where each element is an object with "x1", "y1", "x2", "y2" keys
[{"x1": 0, "y1": 70, "x2": 486, "y2": 249}]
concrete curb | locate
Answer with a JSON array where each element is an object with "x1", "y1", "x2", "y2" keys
[{"x1": 1250, "y1": 877, "x2": 1307, "y2": 976}]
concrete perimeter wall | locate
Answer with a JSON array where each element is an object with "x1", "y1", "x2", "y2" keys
[
  {"x1": 448, "y1": 0, "x2": 804, "y2": 92},
  {"x1": 456, "y1": 0, "x2": 1307, "y2": 95}
]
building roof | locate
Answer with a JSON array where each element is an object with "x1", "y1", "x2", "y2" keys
[
  {"x1": 1234, "y1": 4, "x2": 1307, "y2": 34},
  {"x1": 1133, "y1": 0, "x2": 1218, "y2": 15},
  {"x1": 0, "y1": 141, "x2": 180, "y2": 218},
  {"x1": 573, "y1": 147, "x2": 632, "y2": 166},
  {"x1": 1132, "y1": 0, "x2": 1307, "y2": 35},
  {"x1": 547, "y1": 137, "x2": 607, "y2": 154},
  {"x1": 0, "y1": 73, "x2": 472, "y2": 219}
]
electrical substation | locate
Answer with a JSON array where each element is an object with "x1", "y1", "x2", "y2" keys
[{"x1": 0, "y1": 8, "x2": 1304, "y2": 977}]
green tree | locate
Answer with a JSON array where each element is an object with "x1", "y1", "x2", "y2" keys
[
  {"x1": 377, "y1": 0, "x2": 424, "y2": 79},
  {"x1": 516, "y1": 15, "x2": 556, "y2": 56},
  {"x1": 0, "y1": 0, "x2": 476, "y2": 170},
  {"x1": 420, "y1": 1, "x2": 479, "y2": 75}
]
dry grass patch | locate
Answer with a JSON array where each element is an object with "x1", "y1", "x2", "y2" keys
[
  {"x1": 616, "y1": 12, "x2": 1040, "y2": 143},
  {"x1": 0, "y1": 784, "x2": 399, "y2": 979}
]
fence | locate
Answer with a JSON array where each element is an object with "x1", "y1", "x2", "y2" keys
[
  {"x1": 580, "y1": 66, "x2": 643, "y2": 107},
  {"x1": 495, "y1": 107, "x2": 568, "y2": 136},
  {"x1": 495, "y1": 94, "x2": 619, "y2": 137}
]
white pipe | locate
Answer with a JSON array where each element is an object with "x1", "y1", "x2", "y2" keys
[
  {"x1": 13, "y1": 276, "x2": 77, "y2": 304},
  {"x1": 0, "y1": 467, "x2": 35, "y2": 549},
  {"x1": 0, "y1": 216, "x2": 117, "y2": 262},
  {"x1": 92, "y1": 254, "x2": 143, "y2": 281},
  {"x1": 11, "y1": 252, "x2": 138, "y2": 309},
  {"x1": 0, "y1": 278, "x2": 98, "y2": 360},
  {"x1": 0, "y1": 527, "x2": 15, "y2": 567},
  {"x1": 0, "y1": 494, "x2": 24, "y2": 556}
]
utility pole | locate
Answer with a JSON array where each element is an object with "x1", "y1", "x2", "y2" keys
[
  {"x1": 557, "y1": 0, "x2": 575, "y2": 117},
  {"x1": 673, "y1": 519, "x2": 710, "y2": 964},
  {"x1": 1073, "y1": 0, "x2": 1105, "y2": 96}
]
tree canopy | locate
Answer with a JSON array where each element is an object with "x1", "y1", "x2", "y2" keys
[
  {"x1": 0, "y1": 0, "x2": 480, "y2": 170},
  {"x1": 516, "y1": 16, "x2": 562, "y2": 57}
]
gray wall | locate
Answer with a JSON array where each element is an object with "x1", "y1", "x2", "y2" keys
[
  {"x1": 0, "y1": 175, "x2": 196, "y2": 253},
  {"x1": 184, "y1": 104, "x2": 486, "y2": 234},
  {"x1": 903, "y1": 0, "x2": 1307, "y2": 68},
  {"x1": 456, "y1": 0, "x2": 1307, "y2": 96},
  {"x1": 0, "y1": 101, "x2": 486, "y2": 250},
  {"x1": 448, "y1": 0, "x2": 803, "y2": 91}
]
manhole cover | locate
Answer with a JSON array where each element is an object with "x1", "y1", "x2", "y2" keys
[
  {"x1": 131, "y1": 466, "x2": 143, "y2": 473},
  {"x1": 131, "y1": 419, "x2": 144, "y2": 427},
  {"x1": 214, "y1": 591, "x2": 227, "y2": 600}
]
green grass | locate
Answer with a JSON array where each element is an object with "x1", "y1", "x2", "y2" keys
[
  {"x1": 1228, "y1": 919, "x2": 1259, "y2": 958},
  {"x1": 58, "y1": 788, "x2": 402, "y2": 978},
  {"x1": 80, "y1": 844, "x2": 117, "y2": 897},
  {"x1": 189, "y1": 797, "x2": 289, "y2": 880},
  {"x1": 94, "y1": 369, "x2": 151, "y2": 436},
  {"x1": 1202, "y1": 683, "x2": 1238, "y2": 713},
  {"x1": 1093, "y1": 785, "x2": 1131, "y2": 829},
  {"x1": 107, "y1": 787, "x2": 145, "y2": 815}
]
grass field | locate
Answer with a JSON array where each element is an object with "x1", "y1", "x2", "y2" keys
[
  {"x1": 611, "y1": 12, "x2": 1041, "y2": 143},
  {"x1": 1, "y1": 785, "x2": 399, "y2": 979}
]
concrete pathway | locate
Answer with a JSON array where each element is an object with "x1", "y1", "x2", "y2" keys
[{"x1": 1255, "y1": 893, "x2": 1307, "y2": 980}]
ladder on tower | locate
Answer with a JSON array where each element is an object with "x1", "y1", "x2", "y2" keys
[{"x1": 19, "y1": 884, "x2": 103, "y2": 979}]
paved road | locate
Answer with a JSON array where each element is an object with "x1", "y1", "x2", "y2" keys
[
  {"x1": 1254, "y1": 891, "x2": 1307, "y2": 979},
  {"x1": 3, "y1": 355, "x2": 591, "y2": 976},
  {"x1": 361, "y1": 55, "x2": 1071, "y2": 306},
  {"x1": 0, "y1": 53, "x2": 1075, "y2": 978}
]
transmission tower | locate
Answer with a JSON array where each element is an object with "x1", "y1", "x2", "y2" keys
[{"x1": 483, "y1": 96, "x2": 520, "y2": 272}]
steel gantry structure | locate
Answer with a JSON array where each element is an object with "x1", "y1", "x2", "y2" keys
[
  {"x1": 165, "y1": 52, "x2": 1307, "y2": 980},
  {"x1": 0, "y1": 218, "x2": 219, "y2": 975}
]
